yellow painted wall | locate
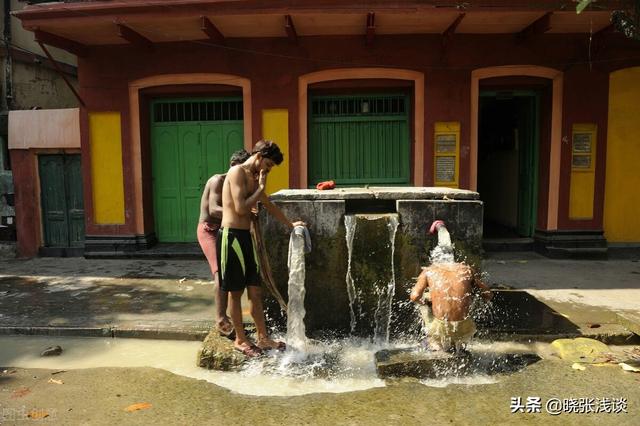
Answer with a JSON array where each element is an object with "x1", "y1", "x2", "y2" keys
[
  {"x1": 604, "y1": 67, "x2": 640, "y2": 242},
  {"x1": 262, "y1": 109, "x2": 289, "y2": 194},
  {"x1": 89, "y1": 112, "x2": 125, "y2": 224}
]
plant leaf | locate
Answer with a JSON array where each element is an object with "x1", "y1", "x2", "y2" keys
[{"x1": 124, "y1": 402, "x2": 152, "y2": 412}]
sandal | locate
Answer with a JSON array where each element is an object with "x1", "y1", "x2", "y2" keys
[
  {"x1": 256, "y1": 340, "x2": 286, "y2": 352},
  {"x1": 234, "y1": 343, "x2": 263, "y2": 358}
]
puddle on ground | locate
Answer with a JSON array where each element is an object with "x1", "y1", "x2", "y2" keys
[{"x1": 0, "y1": 336, "x2": 560, "y2": 396}]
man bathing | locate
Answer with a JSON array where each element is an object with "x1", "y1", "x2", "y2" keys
[
  {"x1": 218, "y1": 140, "x2": 305, "y2": 357},
  {"x1": 197, "y1": 149, "x2": 251, "y2": 337},
  {"x1": 410, "y1": 221, "x2": 493, "y2": 352}
]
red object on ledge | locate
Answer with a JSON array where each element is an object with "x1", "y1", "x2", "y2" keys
[{"x1": 316, "y1": 180, "x2": 336, "y2": 190}]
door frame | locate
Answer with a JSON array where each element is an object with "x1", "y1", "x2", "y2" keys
[
  {"x1": 128, "y1": 73, "x2": 252, "y2": 236},
  {"x1": 470, "y1": 66, "x2": 563, "y2": 231},
  {"x1": 478, "y1": 90, "x2": 540, "y2": 237},
  {"x1": 298, "y1": 68, "x2": 425, "y2": 188}
]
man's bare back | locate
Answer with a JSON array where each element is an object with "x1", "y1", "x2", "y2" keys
[
  {"x1": 423, "y1": 263, "x2": 474, "y2": 321},
  {"x1": 199, "y1": 174, "x2": 224, "y2": 223},
  {"x1": 411, "y1": 262, "x2": 491, "y2": 322}
]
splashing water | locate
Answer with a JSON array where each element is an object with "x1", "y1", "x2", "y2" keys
[{"x1": 286, "y1": 227, "x2": 309, "y2": 351}]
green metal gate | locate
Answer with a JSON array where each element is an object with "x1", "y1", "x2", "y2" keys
[
  {"x1": 38, "y1": 154, "x2": 85, "y2": 251},
  {"x1": 308, "y1": 94, "x2": 410, "y2": 186},
  {"x1": 150, "y1": 98, "x2": 243, "y2": 242}
]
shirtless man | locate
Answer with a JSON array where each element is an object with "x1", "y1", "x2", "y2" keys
[
  {"x1": 410, "y1": 221, "x2": 492, "y2": 352},
  {"x1": 217, "y1": 140, "x2": 305, "y2": 357},
  {"x1": 197, "y1": 149, "x2": 250, "y2": 337}
]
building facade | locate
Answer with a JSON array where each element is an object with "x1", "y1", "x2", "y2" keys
[
  {"x1": 11, "y1": 0, "x2": 640, "y2": 257},
  {"x1": 1, "y1": 0, "x2": 78, "y2": 248}
]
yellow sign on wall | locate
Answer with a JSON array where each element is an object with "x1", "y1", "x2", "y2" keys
[
  {"x1": 434, "y1": 122, "x2": 460, "y2": 188},
  {"x1": 262, "y1": 109, "x2": 290, "y2": 195},
  {"x1": 89, "y1": 112, "x2": 125, "y2": 224},
  {"x1": 569, "y1": 123, "x2": 597, "y2": 220}
]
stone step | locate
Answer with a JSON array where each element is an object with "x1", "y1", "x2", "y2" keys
[{"x1": 483, "y1": 238, "x2": 534, "y2": 252}]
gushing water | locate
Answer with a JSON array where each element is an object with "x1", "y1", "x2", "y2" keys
[
  {"x1": 430, "y1": 225, "x2": 455, "y2": 264},
  {"x1": 373, "y1": 215, "x2": 399, "y2": 344},
  {"x1": 286, "y1": 227, "x2": 309, "y2": 351},
  {"x1": 344, "y1": 215, "x2": 358, "y2": 333}
]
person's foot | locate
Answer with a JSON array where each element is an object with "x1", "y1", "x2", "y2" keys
[
  {"x1": 256, "y1": 338, "x2": 286, "y2": 352},
  {"x1": 234, "y1": 342, "x2": 263, "y2": 358},
  {"x1": 217, "y1": 318, "x2": 235, "y2": 340}
]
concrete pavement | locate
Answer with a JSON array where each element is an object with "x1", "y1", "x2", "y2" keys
[{"x1": 0, "y1": 252, "x2": 638, "y2": 341}]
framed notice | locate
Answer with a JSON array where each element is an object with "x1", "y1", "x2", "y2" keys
[
  {"x1": 571, "y1": 124, "x2": 597, "y2": 173},
  {"x1": 434, "y1": 122, "x2": 460, "y2": 187},
  {"x1": 569, "y1": 123, "x2": 597, "y2": 220}
]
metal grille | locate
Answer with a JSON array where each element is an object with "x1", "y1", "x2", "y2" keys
[
  {"x1": 311, "y1": 95, "x2": 406, "y2": 117},
  {"x1": 152, "y1": 99, "x2": 243, "y2": 123}
]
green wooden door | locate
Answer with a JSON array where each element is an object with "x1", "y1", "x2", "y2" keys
[
  {"x1": 38, "y1": 154, "x2": 85, "y2": 248},
  {"x1": 151, "y1": 98, "x2": 243, "y2": 242},
  {"x1": 308, "y1": 94, "x2": 410, "y2": 186},
  {"x1": 516, "y1": 95, "x2": 539, "y2": 237}
]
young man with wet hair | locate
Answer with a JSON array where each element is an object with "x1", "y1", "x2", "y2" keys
[
  {"x1": 197, "y1": 149, "x2": 251, "y2": 338},
  {"x1": 218, "y1": 140, "x2": 305, "y2": 357}
]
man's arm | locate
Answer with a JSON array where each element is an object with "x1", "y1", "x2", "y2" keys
[
  {"x1": 259, "y1": 193, "x2": 293, "y2": 229},
  {"x1": 259, "y1": 192, "x2": 306, "y2": 230},
  {"x1": 474, "y1": 276, "x2": 493, "y2": 301},
  {"x1": 228, "y1": 166, "x2": 264, "y2": 215},
  {"x1": 207, "y1": 175, "x2": 224, "y2": 219},
  {"x1": 410, "y1": 268, "x2": 430, "y2": 304}
]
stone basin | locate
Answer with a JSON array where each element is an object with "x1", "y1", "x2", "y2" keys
[{"x1": 259, "y1": 187, "x2": 483, "y2": 337}]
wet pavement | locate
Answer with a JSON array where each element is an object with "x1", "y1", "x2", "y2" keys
[
  {"x1": 1, "y1": 253, "x2": 639, "y2": 341},
  {"x1": 1, "y1": 254, "x2": 639, "y2": 424},
  {"x1": 1, "y1": 357, "x2": 638, "y2": 425},
  {"x1": 0, "y1": 258, "x2": 252, "y2": 339}
]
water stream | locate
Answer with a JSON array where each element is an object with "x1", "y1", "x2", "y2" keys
[
  {"x1": 373, "y1": 215, "x2": 399, "y2": 344},
  {"x1": 344, "y1": 215, "x2": 359, "y2": 334},
  {"x1": 286, "y1": 227, "x2": 308, "y2": 351}
]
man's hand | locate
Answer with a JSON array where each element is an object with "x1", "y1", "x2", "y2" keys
[
  {"x1": 291, "y1": 220, "x2": 306, "y2": 228},
  {"x1": 410, "y1": 289, "x2": 424, "y2": 304},
  {"x1": 258, "y1": 169, "x2": 268, "y2": 189}
]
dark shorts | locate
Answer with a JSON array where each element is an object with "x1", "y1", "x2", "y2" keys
[{"x1": 216, "y1": 227, "x2": 260, "y2": 292}]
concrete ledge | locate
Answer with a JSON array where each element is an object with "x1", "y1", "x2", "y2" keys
[
  {"x1": 0, "y1": 326, "x2": 112, "y2": 338},
  {"x1": 0, "y1": 326, "x2": 207, "y2": 341},
  {"x1": 112, "y1": 328, "x2": 208, "y2": 341},
  {"x1": 482, "y1": 329, "x2": 640, "y2": 345},
  {"x1": 616, "y1": 312, "x2": 640, "y2": 337}
]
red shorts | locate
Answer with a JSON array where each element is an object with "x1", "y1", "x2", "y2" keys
[{"x1": 197, "y1": 221, "x2": 221, "y2": 277}]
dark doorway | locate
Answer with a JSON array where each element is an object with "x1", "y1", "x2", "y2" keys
[{"x1": 478, "y1": 91, "x2": 539, "y2": 238}]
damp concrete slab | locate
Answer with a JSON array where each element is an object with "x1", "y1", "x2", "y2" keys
[
  {"x1": 0, "y1": 257, "x2": 252, "y2": 340},
  {"x1": 1, "y1": 254, "x2": 639, "y2": 341},
  {"x1": 374, "y1": 347, "x2": 541, "y2": 379}
]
